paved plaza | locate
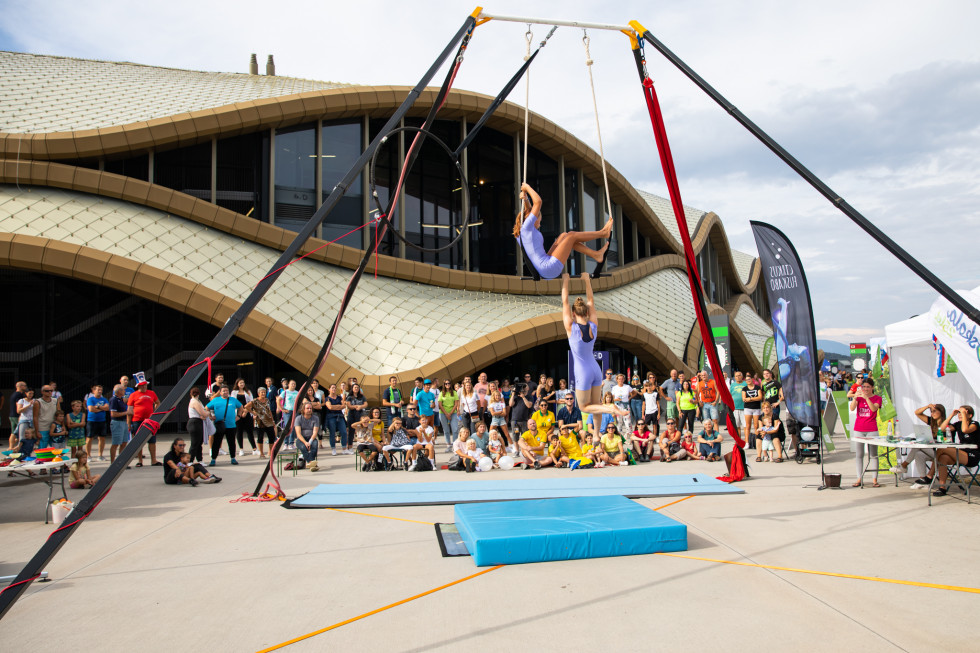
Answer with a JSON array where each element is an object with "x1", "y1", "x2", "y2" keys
[{"x1": 2, "y1": 435, "x2": 978, "y2": 652}]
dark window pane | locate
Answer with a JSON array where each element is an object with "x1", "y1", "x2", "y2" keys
[
  {"x1": 216, "y1": 131, "x2": 267, "y2": 221},
  {"x1": 321, "y1": 120, "x2": 364, "y2": 248},
  {"x1": 467, "y1": 125, "x2": 515, "y2": 275},
  {"x1": 564, "y1": 168, "x2": 580, "y2": 275},
  {"x1": 274, "y1": 124, "x2": 316, "y2": 233},
  {"x1": 154, "y1": 142, "x2": 211, "y2": 201},
  {"x1": 104, "y1": 154, "x2": 148, "y2": 181}
]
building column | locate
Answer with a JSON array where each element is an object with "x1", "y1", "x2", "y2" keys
[{"x1": 268, "y1": 128, "x2": 276, "y2": 227}]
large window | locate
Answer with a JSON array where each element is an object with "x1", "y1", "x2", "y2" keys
[
  {"x1": 274, "y1": 124, "x2": 316, "y2": 233},
  {"x1": 467, "y1": 125, "x2": 515, "y2": 275},
  {"x1": 104, "y1": 154, "x2": 148, "y2": 181},
  {"x1": 154, "y1": 142, "x2": 211, "y2": 201},
  {"x1": 217, "y1": 132, "x2": 268, "y2": 221},
  {"x1": 564, "y1": 168, "x2": 580, "y2": 275},
  {"x1": 622, "y1": 213, "x2": 636, "y2": 265},
  {"x1": 321, "y1": 120, "x2": 364, "y2": 249}
]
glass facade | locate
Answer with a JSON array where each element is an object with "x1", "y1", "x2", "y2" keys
[
  {"x1": 154, "y1": 142, "x2": 211, "y2": 201},
  {"x1": 274, "y1": 123, "x2": 316, "y2": 233},
  {"x1": 321, "y1": 120, "x2": 364, "y2": 249},
  {"x1": 217, "y1": 131, "x2": 268, "y2": 221},
  {"x1": 466, "y1": 125, "x2": 515, "y2": 275},
  {"x1": 104, "y1": 153, "x2": 148, "y2": 181}
]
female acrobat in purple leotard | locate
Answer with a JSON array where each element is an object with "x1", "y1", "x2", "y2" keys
[
  {"x1": 561, "y1": 272, "x2": 630, "y2": 421},
  {"x1": 513, "y1": 183, "x2": 612, "y2": 280}
]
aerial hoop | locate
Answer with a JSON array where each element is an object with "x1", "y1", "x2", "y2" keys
[{"x1": 369, "y1": 125, "x2": 472, "y2": 254}]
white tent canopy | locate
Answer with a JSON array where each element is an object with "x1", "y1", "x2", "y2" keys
[{"x1": 884, "y1": 286, "x2": 980, "y2": 435}]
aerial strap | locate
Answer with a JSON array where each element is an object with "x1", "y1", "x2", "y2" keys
[
  {"x1": 583, "y1": 30, "x2": 613, "y2": 279},
  {"x1": 630, "y1": 37, "x2": 746, "y2": 482}
]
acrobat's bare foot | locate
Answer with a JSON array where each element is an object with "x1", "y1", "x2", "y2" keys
[
  {"x1": 590, "y1": 240, "x2": 609, "y2": 263},
  {"x1": 601, "y1": 217, "x2": 613, "y2": 239}
]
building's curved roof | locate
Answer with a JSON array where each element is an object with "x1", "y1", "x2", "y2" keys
[{"x1": 0, "y1": 51, "x2": 352, "y2": 133}]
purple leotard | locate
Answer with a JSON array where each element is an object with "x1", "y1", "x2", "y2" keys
[
  {"x1": 569, "y1": 320, "x2": 603, "y2": 390},
  {"x1": 518, "y1": 213, "x2": 564, "y2": 279}
]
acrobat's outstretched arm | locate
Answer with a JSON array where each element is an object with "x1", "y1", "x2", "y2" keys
[{"x1": 521, "y1": 183, "x2": 542, "y2": 226}]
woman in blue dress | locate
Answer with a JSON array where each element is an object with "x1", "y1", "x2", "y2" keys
[
  {"x1": 514, "y1": 183, "x2": 611, "y2": 279},
  {"x1": 561, "y1": 272, "x2": 629, "y2": 422}
]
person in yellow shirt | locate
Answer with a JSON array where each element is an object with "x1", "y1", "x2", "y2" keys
[
  {"x1": 581, "y1": 432, "x2": 599, "y2": 466},
  {"x1": 531, "y1": 400, "x2": 555, "y2": 440},
  {"x1": 598, "y1": 423, "x2": 626, "y2": 467},
  {"x1": 518, "y1": 418, "x2": 547, "y2": 469},
  {"x1": 546, "y1": 433, "x2": 567, "y2": 468},
  {"x1": 557, "y1": 424, "x2": 593, "y2": 469}
]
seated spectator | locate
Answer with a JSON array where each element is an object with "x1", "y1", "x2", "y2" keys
[
  {"x1": 69, "y1": 451, "x2": 100, "y2": 489},
  {"x1": 658, "y1": 419, "x2": 683, "y2": 463},
  {"x1": 518, "y1": 418, "x2": 547, "y2": 469},
  {"x1": 409, "y1": 415, "x2": 436, "y2": 471},
  {"x1": 163, "y1": 439, "x2": 219, "y2": 485},
  {"x1": 486, "y1": 429, "x2": 506, "y2": 466},
  {"x1": 469, "y1": 421, "x2": 490, "y2": 454},
  {"x1": 557, "y1": 424, "x2": 592, "y2": 469},
  {"x1": 382, "y1": 416, "x2": 413, "y2": 469},
  {"x1": 450, "y1": 426, "x2": 471, "y2": 469},
  {"x1": 930, "y1": 406, "x2": 979, "y2": 497},
  {"x1": 294, "y1": 401, "x2": 321, "y2": 472},
  {"x1": 697, "y1": 419, "x2": 723, "y2": 461},
  {"x1": 598, "y1": 424, "x2": 627, "y2": 467},
  {"x1": 581, "y1": 432, "x2": 599, "y2": 466},
  {"x1": 892, "y1": 403, "x2": 945, "y2": 481},
  {"x1": 354, "y1": 414, "x2": 382, "y2": 471},
  {"x1": 17, "y1": 425, "x2": 37, "y2": 459},
  {"x1": 547, "y1": 433, "x2": 568, "y2": 468},
  {"x1": 462, "y1": 438, "x2": 483, "y2": 473},
  {"x1": 631, "y1": 420, "x2": 655, "y2": 462},
  {"x1": 680, "y1": 431, "x2": 699, "y2": 460}
]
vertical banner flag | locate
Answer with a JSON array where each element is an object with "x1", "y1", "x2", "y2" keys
[
  {"x1": 929, "y1": 287, "x2": 980, "y2": 391},
  {"x1": 762, "y1": 336, "x2": 775, "y2": 369},
  {"x1": 750, "y1": 221, "x2": 821, "y2": 428}
]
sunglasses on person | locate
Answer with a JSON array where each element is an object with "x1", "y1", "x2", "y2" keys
[{"x1": 667, "y1": 421, "x2": 676, "y2": 425}]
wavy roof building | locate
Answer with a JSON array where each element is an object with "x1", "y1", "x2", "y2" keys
[{"x1": 0, "y1": 50, "x2": 774, "y2": 403}]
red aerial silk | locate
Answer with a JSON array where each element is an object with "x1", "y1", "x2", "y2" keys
[{"x1": 638, "y1": 77, "x2": 747, "y2": 482}]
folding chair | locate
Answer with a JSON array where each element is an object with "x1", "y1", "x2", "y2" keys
[{"x1": 946, "y1": 460, "x2": 979, "y2": 503}]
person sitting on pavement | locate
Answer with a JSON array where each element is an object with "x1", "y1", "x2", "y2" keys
[
  {"x1": 547, "y1": 432, "x2": 568, "y2": 468},
  {"x1": 556, "y1": 394, "x2": 583, "y2": 433},
  {"x1": 294, "y1": 400, "x2": 320, "y2": 472},
  {"x1": 680, "y1": 431, "x2": 699, "y2": 461},
  {"x1": 486, "y1": 429, "x2": 506, "y2": 467},
  {"x1": 164, "y1": 438, "x2": 219, "y2": 485},
  {"x1": 461, "y1": 438, "x2": 483, "y2": 473},
  {"x1": 630, "y1": 419, "x2": 655, "y2": 462},
  {"x1": 518, "y1": 418, "x2": 548, "y2": 469},
  {"x1": 658, "y1": 419, "x2": 684, "y2": 463},
  {"x1": 697, "y1": 419, "x2": 723, "y2": 461},
  {"x1": 557, "y1": 424, "x2": 592, "y2": 469},
  {"x1": 581, "y1": 432, "x2": 599, "y2": 466},
  {"x1": 598, "y1": 423, "x2": 627, "y2": 467},
  {"x1": 69, "y1": 451, "x2": 100, "y2": 489}
]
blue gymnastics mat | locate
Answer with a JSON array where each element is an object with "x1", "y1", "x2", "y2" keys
[
  {"x1": 455, "y1": 495, "x2": 688, "y2": 566},
  {"x1": 288, "y1": 473, "x2": 740, "y2": 508}
]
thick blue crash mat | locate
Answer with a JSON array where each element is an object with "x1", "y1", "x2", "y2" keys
[
  {"x1": 288, "y1": 474, "x2": 740, "y2": 508},
  {"x1": 455, "y1": 495, "x2": 688, "y2": 566}
]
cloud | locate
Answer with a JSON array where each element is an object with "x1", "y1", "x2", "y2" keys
[{"x1": 817, "y1": 327, "x2": 884, "y2": 340}]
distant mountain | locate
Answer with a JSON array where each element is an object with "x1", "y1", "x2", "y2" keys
[{"x1": 817, "y1": 339, "x2": 850, "y2": 354}]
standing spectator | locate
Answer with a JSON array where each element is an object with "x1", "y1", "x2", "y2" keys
[
  {"x1": 676, "y1": 380, "x2": 699, "y2": 435},
  {"x1": 850, "y1": 379, "x2": 881, "y2": 486},
  {"x1": 522, "y1": 372, "x2": 538, "y2": 395},
  {"x1": 244, "y1": 387, "x2": 276, "y2": 458},
  {"x1": 118, "y1": 375, "x2": 135, "y2": 399},
  {"x1": 346, "y1": 383, "x2": 368, "y2": 450},
  {"x1": 33, "y1": 384, "x2": 58, "y2": 448},
  {"x1": 128, "y1": 373, "x2": 161, "y2": 466},
  {"x1": 206, "y1": 373, "x2": 225, "y2": 399},
  {"x1": 293, "y1": 400, "x2": 321, "y2": 471},
  {"x1": 108, "y1": 385, "x2": 130, "y2": 465},
  {"x1": 278, "y1": 380, "x2": 298, "y2": 439},
  {"x1": 230, "y1": 379, "x2": 256, "y2": 455},
  {"x1": 554, "y1": 378, "x2": 571, "y2": 406},
  {"x1": 531, "y1": 399, "x2": 556, "y2": 441},
  {"x1": 729, "y1": 371, "x2": 748, "y2": 447},
  {"x1": 15, "y1": 388, "x2": 35, "y2": 446},
  {"x1": 641, "y1": 380, "x2": 660, "y2": 439},
  {"x1": 761, "y1": 369, "x2": 784, "y2": 419},
  {"x1": 322, "y1": 383, "x2": 347, "y2": 455},
  {"x1": 660, "y1": 370, "x2": 681, "y2": 427},
  {"x1": 407, "y1": 377, "x2": 424, "y2": 410},
  {"x1": 742, "y1": 377, "x2": 763, "y2": 450},
  {"x1": 186, "y1": 387, "x2": 209, "y2": 463},
  {"x1": 65, "y1": 399, "x2": 86, "y2": 459},
  {"x1": 8, "y1": 381, "x2": 27, "y2": 450},
  {"x1": 508, "y1": 383, "x2": 533, "y2": 452},
  {"x1": 600, "y1": 369, "x2": 616, "y2": 401},
  {"x1": 48, "y1": 381, "x2": 64, "y2": 412},
  {"x1": 85, "y1": 385, "x2": 110, "y2": 460},
  {"x1": 437, "y1": 380, "x2": 460, "y2": 452},
  {"x1": 473, "y1": 372, "x2": 490, "y2": 427},
  {"x1": 414, "y1": 379, "x2": 435, "y2": 424},
  {"x1": 459, "y1": 379, "x2": 479, "y2": 432},
  {"x1": 611, "y1": 373, "x2": 632, "y2": 433},
  {"x1": 557, "y1": 394, "x2": 582, "y2": 432},
  {"x1": 697, "y1": 370, "x2": 720, "y2": 424},
  {"x1": 541, "y1": 377, "x2": 558, "y2": 416},
  {"x1": 206, "y1": 385, "x2": 239, "y2": 466},
  {"x1": 382, "y1": 375, "x2": 404, "y2": 424},
  {"x1": 629, "y1": 374, "x2": 644, "y2": 425}
]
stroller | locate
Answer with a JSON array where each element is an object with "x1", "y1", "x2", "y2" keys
[{"x1": 795, "y1": 426, "x2": 821, "y2": 464}]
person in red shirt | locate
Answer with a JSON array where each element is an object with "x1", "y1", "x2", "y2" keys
[{"x1": 128, "y1": 373, "x2": 161, "y2": 466}]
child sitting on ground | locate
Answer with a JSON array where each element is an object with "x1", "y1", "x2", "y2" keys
[
  {"x1": 581, "y1": 433, "x2": 599, "y2": 466},
  {"x1": 70, "y1": 451, "x2": 101, "y2": 489},
  {"x1": 486, "y1": 429, "x2": 505, "y2": 467},
  {"x1": 681, "y1": 431, "x2": 699, "y2": 461},
  {"x1": 547, "y1": 433, "x2": 568, "y2": 468},
  {"x1": 462, "y1": 438, "x2": 483, "y2": 473}
]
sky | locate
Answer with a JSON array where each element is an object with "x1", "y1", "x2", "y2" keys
[{"x1": 2, "y1": 0, "x2": 979, "y2": 345}]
